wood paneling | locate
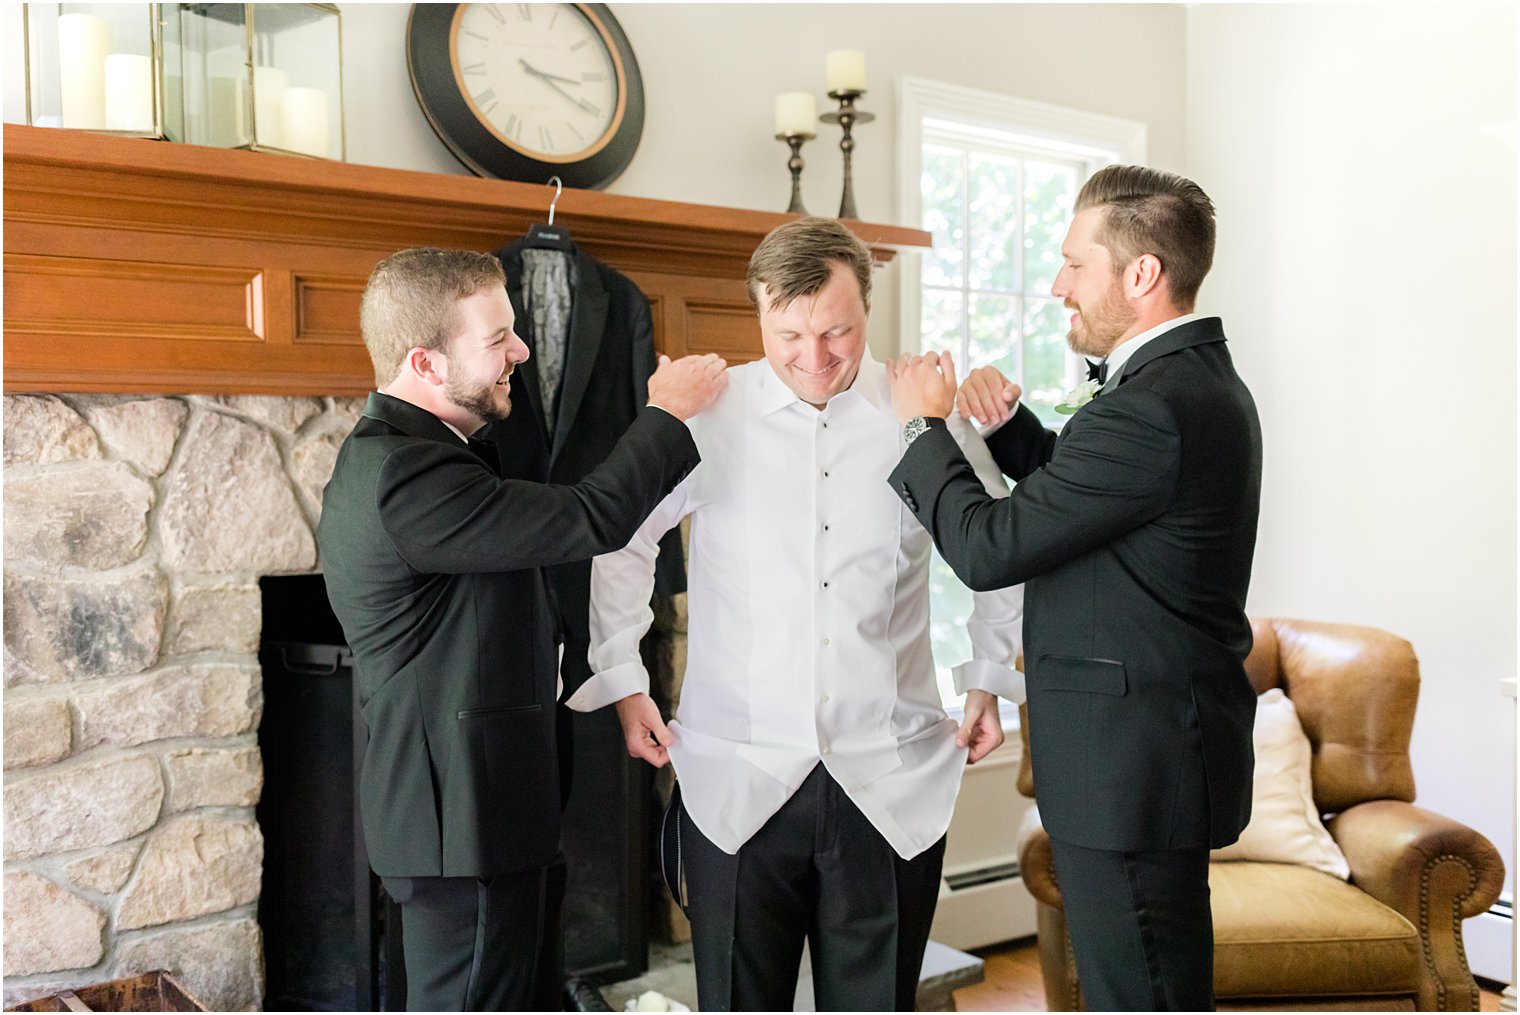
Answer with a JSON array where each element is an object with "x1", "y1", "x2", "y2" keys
[{"x1": 3, "y1": 124, "x2": 930, "y2": 395}]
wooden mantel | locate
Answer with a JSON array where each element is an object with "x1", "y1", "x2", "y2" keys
[{"x1": 3, "y1": 124, "x2": 930, "y2": 396}]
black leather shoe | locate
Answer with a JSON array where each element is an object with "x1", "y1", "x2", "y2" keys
[{"x1": 562, "y1": 977, "x2": 614, "y2": 1012}]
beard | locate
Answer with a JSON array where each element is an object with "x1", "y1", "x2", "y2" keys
[
  {"x1": 445, "y1": 372, "x2": 510, "y2": 424},
  {"x1": 1065, "y1": 277, "x2": 1137, "y2": 358}
]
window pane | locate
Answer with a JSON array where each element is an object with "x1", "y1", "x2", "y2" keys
[
  {"x1": 921, "y1": 145, "x2": 965, "y2": 287},
  {"x1": 1022, "y1": 297, "x2": 1072, "y2": 427},
  {"x1": 1023, "y1": 160, "x2": 1077, "y2": 294},
  {"x1": 967, "y1": 292, "x2": 1019, "y2": 377},
  {"x1": 967, "y1": 153, "x2": 1020, "y2": 293},
  {"x1": 929, "y1": 549, "x2": 973, "y2": 704},
  {"x1": 921, "y1": 288, "x2": 965, "y2": 360}
]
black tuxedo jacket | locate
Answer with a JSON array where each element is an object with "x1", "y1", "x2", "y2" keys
[
  {"x1": 316, "y1": 393, "x2": 698, "y2": 877},
  {"x1": 890, "y1": 317, "x2": 1262, "y2": 851},
  {"x1": 483, "y1": 237, "x2": 684, "y2": 694}
]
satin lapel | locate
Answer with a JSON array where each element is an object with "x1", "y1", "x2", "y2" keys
[
  {"x1": 502, "y1": 258, "x2": 550, "y2": 450},
  {"x1": 1112, "y1": 317, "x2": 1227, "y2": 388},
  {"x1": 550, "y1": 256, "x2": 608, "y2": 464}
]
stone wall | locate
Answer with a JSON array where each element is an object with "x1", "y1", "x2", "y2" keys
[{"x1": 2, "y1": 393, "x2": 361, "y2": 1010}]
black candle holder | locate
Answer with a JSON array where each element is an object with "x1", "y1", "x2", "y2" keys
[
  {"x1": 775, "y1": 131, "x2": 815, "y2": 214},
  {"x1": 820, "y1": 89, "x2": 876, "y2": 220}
]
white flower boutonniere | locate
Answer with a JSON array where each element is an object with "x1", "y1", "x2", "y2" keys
[{"x1": 1054, "y1": 379, "x2": 1102, "y2": 415}]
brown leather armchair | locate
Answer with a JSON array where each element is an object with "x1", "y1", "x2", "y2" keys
[{"x1": 1017, "y1": 618, "x2": 1506, "y2": 1011}]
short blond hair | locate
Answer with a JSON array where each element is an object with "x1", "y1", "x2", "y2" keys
[
  {"x1": 359, "y1": 248, "x2": 506, "y2": 386},
  {"x1": 1076, "y1": 165, "x2": 1216, "y2": 309},
  {"x1": 746, "y1": 217, "x2": 873, "y2": 314}
]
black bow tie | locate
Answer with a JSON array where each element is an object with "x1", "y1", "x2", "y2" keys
[{"x1": 1086, "y1": 359, "x2": 1109, "y2": 384}]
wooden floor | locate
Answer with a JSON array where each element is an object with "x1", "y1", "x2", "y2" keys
[{"x1": 951, "y1": 937, "x2": 1508, "y2": 1012}]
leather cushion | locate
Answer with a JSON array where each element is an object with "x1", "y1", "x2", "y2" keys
[{"x1": 1211, "y1": 862, "x2": 1420, "y2": 999}]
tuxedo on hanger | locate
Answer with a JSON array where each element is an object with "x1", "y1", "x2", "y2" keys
[{"x1": 485, "y1": 235, "x2": 686, "y2": 696}]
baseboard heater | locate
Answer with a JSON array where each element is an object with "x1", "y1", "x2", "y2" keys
[
  {"x1": 1464, "y1": 893, "x2": 1514, "y2": 985},
  {"x1": 946, "y1": 862, "x2": 1021, "y2": 892}
]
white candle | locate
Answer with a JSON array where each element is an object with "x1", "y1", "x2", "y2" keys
[
  {"x1": 208, "y1": 75, "x2": 249, "y2": 147},
  {"x1": 252, "y1": 64, "x2": 288, "y2": 147},
  {"x1": 58, "y1": 13, "x2": 111, "y2": 129},
  {"x1": 825, "y1": 49, "x2": 866, "y2": 93},
  {"x1": 103, "y1": 53, "x2": 153, "y2": 132},
  {"x1": 774, "y1": 92, "x2": 817, "y2": 136},
  {"x1": 280, "y1": 86, "x2": 330, "y2": 157}
]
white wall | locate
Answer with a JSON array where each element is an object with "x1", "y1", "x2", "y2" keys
[
  {"x1": 1186, "y1": 3, "x2": 1517, "y2": 898},
  {"x1": 3, "y1": 3, "x2": 1188, "y2": 358}
]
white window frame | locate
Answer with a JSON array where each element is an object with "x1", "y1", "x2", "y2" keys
[{"x1": 896, "y1": 75, "x2": 1148, "y2": 356}]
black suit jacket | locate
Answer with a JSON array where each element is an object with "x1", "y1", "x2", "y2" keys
[
  {"x1": 316, "y1": 392, "x2": 698, "y2": 877},
  {"x1": 889, "y1": 317, "x2": 1262, "y2": 851},
  {"x1": 483, "y1": 237, "x2": 684, "y2": 695}
]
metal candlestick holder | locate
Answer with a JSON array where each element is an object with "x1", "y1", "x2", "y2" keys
[
  {"x1": 820, "y1": 89, "x2": 875, "y2": 220},
  {"x1": 775, "y1": 131, "x2": 815, "y2": 214}
]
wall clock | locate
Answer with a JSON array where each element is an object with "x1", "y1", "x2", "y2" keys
[{"x1": 407, "y1": 3, "x2": 645, "y2": 190}]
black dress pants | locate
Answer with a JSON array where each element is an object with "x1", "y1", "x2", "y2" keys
[
  {"x1": 682, "y1": 765, "x2": 946, "y2": 1012},
  {"x1": 383, "y1": 869, "x2": 547, "y2": 1012},
  {"x1": 1047, "y1": 836, "x2": 1214, "y2": 1012}
]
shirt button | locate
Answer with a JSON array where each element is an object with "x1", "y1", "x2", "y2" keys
[
  {"x1": 821, "y1": 637, "x2": 830, "y2": 646},
  {"x1": 822, "y1": 470, "x2": 830, "y2": 478},
  {"x1": 822, "y1": 523, "x2": 830, "y2": 532},
  {"x1": 822, "y1": 421, "x2": 830, "y2": 429},
  {"x1": 821, "y1": 580, "x2": 830, "y2": 589},
  {"x1": 821, "y1": 745, "x2": 831, "y2": 755},
  {"x1": 820, "y1": 693, "x2": 830, "y2": 703}
]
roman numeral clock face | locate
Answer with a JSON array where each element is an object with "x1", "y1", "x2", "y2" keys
[{"x1": 407, "y1": 3, "x2": 646, "y2": 190}]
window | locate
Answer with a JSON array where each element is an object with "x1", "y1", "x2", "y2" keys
[{"x1": 896, "y1": 77, "x2": 1145, "y2": 708}]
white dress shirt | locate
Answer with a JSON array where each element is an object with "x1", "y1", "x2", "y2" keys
[{"x1": 568, "y1": 355, "x2": 1025, "y2": 860}]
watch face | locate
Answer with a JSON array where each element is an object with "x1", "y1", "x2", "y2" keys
[
  {"x1": 452, "y1": 4, "x2": 621, "y2": 161},
  {"x1": 408, "y1": 3, "x2": 646, "y2": 189}
]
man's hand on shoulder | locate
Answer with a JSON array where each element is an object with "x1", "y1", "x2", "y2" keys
[
  {"x1": 956, "y1": 366, "x2": 1022, "y2": 428},
  {"x1": 958, "y1": 689, "x2": 1004, "y2": 764},
  {"x1": 648, "y1": 353, "x2": 729, "y2": 421},
  {"x1": 887, "y1": 350, "x2": 958, "y2": 423},
  {"x1": 614, "y1": 692, "x2": 674, "y2": 768}
]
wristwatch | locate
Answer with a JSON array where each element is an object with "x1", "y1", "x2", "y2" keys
[{"x1": 903, "y1": 416, "x2": 931, "y2": 446}]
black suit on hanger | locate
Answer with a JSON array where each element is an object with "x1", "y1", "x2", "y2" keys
[{"x1": 889, "y1": 317, "x2": 1262, "y2": 1010}]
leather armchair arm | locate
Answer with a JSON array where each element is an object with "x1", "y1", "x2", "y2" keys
[
  {"x1": 1328, "y1": 799, "x2": 1506, "y2": 1012},
  {"x1": 1018, "y1": 828, "x2": 1064, "y2": 910}
]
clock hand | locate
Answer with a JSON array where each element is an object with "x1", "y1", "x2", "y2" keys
[
  {"x1": 521, "y1": 62, "x2": 599, "y2": 116},
  {"x1": 518, "y1": 58, "x2": 581, "y2": 87}
]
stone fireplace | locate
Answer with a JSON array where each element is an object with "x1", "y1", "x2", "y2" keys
[{"x1": 3, "y1": 392, "x2": 357, "y2": 1009}]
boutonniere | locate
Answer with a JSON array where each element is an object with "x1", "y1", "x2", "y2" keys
[{"x1": 1054, "y1": 379, "x2": 1102, "y2": 415}]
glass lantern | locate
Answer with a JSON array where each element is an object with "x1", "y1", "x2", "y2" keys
[
  {"x1": 178, "y1": 3, "x2": 344, "y2": 160},
  {"x1": 23, "y1": 3, "x2": 184, "y2": 140}
]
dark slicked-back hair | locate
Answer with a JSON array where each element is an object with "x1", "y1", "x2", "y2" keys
[
  {"x1": 1076, "y1": 165, "x2": 1216, "y2": 309},
  {"x1": 746, "y1": 217, "x2": 873, "y2": 314},
  {"x1": 360, "y1": 247, "x2": 505, "y2": 386}
]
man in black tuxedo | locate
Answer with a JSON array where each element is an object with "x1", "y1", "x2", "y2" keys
[
  {"x1": 887, "y1": 166, "x2": 1261, "y2": 1011},
  {"x1": 316, "y1": 248, "x2": 726, "y2": 1011}
]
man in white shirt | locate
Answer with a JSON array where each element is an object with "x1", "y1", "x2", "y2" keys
[{"x1": 566, "y1": 218, "x2": 1025, "y2": 1011}]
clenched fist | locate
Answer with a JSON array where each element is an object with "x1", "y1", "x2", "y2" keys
[
  {"x1": 956, "y1": 365, "x2": 1022, "y2": 427},
  {"x1": 647, "y1": 353, "x2": 729, "y2": 421},
  {"x1": 886, "y1": 350, "x2": 958, "y2": 423}
]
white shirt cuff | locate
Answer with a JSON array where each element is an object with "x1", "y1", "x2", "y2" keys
[
  {"x1": 952, "y1": 659, "x2": 1026, "y2": 704},
  {"x1": 564, "y1": 661, "x2": 650, "y2": 713}
]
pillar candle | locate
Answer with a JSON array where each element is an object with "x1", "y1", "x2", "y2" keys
[
  {"x1": 58, "y1": 13, "x2": 111, "y2": 129},
  {"x1": 825, "y1": 50, "x2": 866, "y2": 93},
  {"x1": 104, "y1": 53, "x2": 153, "y2": 132},
  {"x1": 775, "y1": 92, "x2": 817, "y2": 136},
  {"x1": 280, "y1": 86, "x2": 330, "y2": 157},
  {"x1": 252, "y1": 64, "x2": 288, "y2": 147}
]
